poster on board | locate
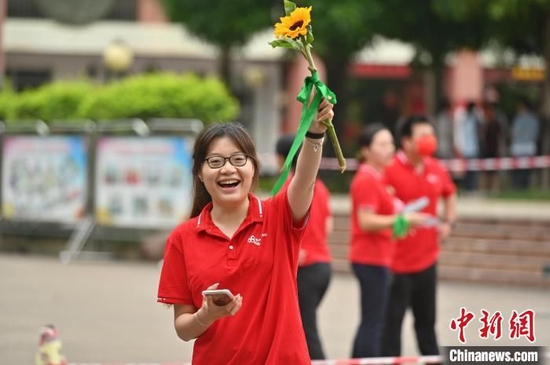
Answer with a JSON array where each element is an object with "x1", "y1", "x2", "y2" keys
[
  {"x1": 95, "y1": 136, "x2": 193, "y2": 229},
  {"x1": 1, "y1": 135, "x2": 88, "y2": 223}
]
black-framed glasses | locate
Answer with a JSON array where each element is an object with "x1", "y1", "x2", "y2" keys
[{"x1": 204, "y1": 153, "x2": 249, "y2": 169}]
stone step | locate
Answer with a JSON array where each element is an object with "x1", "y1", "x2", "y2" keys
[
  {"x1": 439, "y1": 266, "x2": 550, "y2": 288},
  {"x1": 439, "y1": 251, "x2": 548, "y2": 273},
  {"x1": 327, "y1": 214, "x2": 550, "y2": 287},
  {"x1": 444, "y1": 237, "x2": 550, "y2": 257}
]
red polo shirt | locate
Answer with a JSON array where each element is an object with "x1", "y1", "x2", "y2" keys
[
  {"x1": 300, "y1": 179, "x2": 331, "y2": 266},
  {"x1": 283, "y1": 176, "x2": 331, "y2": 266},
  {"x1": 157, "y1": 191, "x2": 310, "y2": 365},
  {"x1": 384, "y1": 151, "x2": 456, "y2": 273},
  {"x1": 349, "y1": 164, "x2": 396, "y2": 266}
]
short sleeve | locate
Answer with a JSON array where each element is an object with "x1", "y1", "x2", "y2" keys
[
  {"x1": 157, "y1": 231, "x2": 193, "y2": 305},
  {"x1": 351, "y1": 174, "x2": 379, "y2": 212},
  {"x1": 437, "y1": 161, "x2": 457, "y2": 197},
  {"x1": 271, "y1": 188, "x2": 308, "y2": 237}
]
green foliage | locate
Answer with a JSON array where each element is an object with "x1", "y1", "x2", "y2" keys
[
  {"x1": 2, "y1": 73, "x2": 238, "y2": 125},
  {"x1": 284, "y1": 0, "x2": 297, "y2": 16},
  {"x1": 77, "y1": 73, "x2": 239, "y2": 124},
  {"x1": 160, "y1": 0, "x2": 273, "y2": 49},
  {"x1": 269, "y1": 39, "x2": 303, "y2": 51},
  {"x1": 0, "y1": 83, "x2": 15, "y2": 122},
  {"x1": 294, "y1": 0, "x2": 384, "y2": 60},
  {"x1": 8, "y1": 81, "x2": 93, "y2": 122},
  {"x1": 433, "y1": 0, "x2": 550, "y2": 56}
]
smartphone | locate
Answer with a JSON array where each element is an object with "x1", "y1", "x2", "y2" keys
[{"x1": 202, "y1": 289, "x2": 235, "y2": 306}]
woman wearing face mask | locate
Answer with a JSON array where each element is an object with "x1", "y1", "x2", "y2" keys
[
  {"x1": 157, "y1": 99, "x2": 334, "y2": 365},
  {"x1": 381, "y1": 115, "x2": 457, "y2": 358},
  {"x1": 349, "y1": 123, "x2": 429, "y2": 358}
]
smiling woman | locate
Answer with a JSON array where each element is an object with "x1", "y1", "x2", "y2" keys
[{"x1": 158, "y1": 96, "x2": 334, "y2": 365}]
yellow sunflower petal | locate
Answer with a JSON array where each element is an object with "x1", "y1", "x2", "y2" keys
[{"x1": 273, "y1": 6, "x2": 312, "y2": 39}]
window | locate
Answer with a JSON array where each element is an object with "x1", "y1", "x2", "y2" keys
[
  {"x1": 7, "y1": 0, "x2": 44, "y2": 18},
  {"x1": 7, "y1": 69, "x2": 52, "y2": 91},
  {"x1": 7, "y1": 0, "x2": 137, "y2": 21}
]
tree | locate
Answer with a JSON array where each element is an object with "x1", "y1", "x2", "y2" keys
[
  {"x1": 161, "y1": 0, "x2": 275, "y2": 88},
  {"x1": 434, "y1": 0, "x2": 550, "y2": 186},
  {"x1": 435, "y1": 0, "x2": 550, "y2": 112},
  {"x1": 375, "y1": 0, "x2": 488, "y2": 112},
  {"x1": 292, "y1": 0, "x2": 386, "y2": 142}
]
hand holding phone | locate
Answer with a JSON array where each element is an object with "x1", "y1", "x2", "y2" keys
[{"x1": 202, "y1": 289, "x2": 235, "y2": 306}]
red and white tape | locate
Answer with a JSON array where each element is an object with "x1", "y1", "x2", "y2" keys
[
  {"x1": 311, "y1": 355, "x2": 441, "y2": 364},
  {"x1": 68, "y1": 354, "x2": 550, "y2": 365},
  {"x1": 319, "y1": 155, "x2": 550, "y2": 172},
  {"x1": 67, "y1": 358, "x2": 439, "y2": 365}
]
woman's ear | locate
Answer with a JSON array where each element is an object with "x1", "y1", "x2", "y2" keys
[{"x1": 198, "y1": 172, "x2": 204, "y2": 183}]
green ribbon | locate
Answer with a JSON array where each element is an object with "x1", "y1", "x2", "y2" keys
[
  {"x1": 392, "y1": 214, "x2": 410, "y2": 238},
  {"x1": 270, "y1": 71, "x2": 337, "y2": 196}
]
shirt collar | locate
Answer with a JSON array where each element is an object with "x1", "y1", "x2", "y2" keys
[
  {"x1": 396, "y1": 150, "x2": 426, "y2": 174},
  {"x1": 196, "y1": 194, "x2": 264, "y2": 232},
  {"x1": 358, "y1": 163, "x2": 382, "y2": 180}
]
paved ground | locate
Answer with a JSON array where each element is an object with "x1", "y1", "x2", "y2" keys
[{"x1": 1, "y1": 253, "x2": 548, "y2": 365}]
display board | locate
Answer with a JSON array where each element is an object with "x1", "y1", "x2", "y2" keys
[
  {"x1": 95, "y1": 136, "x2": 193, "y2": 228},
  {"x1": 2, "y1": 136, "x2": 88, "y2": 223}
]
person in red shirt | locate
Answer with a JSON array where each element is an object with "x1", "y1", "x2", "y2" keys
[
  {"x1": 157, "y1": 99, "x2": 334, "y2": 365},
  {"x1": 349, "y1": 123, "x2": 428, "y2": 358},
  {"x1": 276, "y1": 134, "x2": 332, "y2": 360},
  {"x1": 381, "y1": 115, "x2": 457, "y2": 357}
]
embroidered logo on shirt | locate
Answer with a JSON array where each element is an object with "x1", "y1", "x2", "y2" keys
[
  {"x1": 247, "y1": 233, "x2": 267, "y2": 246},
  {"x1": 427, "y1": 173, "x2": 439, "y2": 184}
]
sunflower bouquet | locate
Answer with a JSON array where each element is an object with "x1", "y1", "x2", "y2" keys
[{"x1": 269, "y1": 0, "x2": 346, "y2": 195}]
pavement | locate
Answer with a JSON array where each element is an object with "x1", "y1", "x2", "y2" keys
[{"x1": 1, "y1": 253, "x2": 548, "y2": 365}]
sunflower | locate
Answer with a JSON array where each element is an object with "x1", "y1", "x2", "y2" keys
[{"x1": 274, "y1": 6, "x2": 312, "y2": 39}]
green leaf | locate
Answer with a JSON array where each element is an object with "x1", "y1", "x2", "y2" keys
[
  {"x1": 306, "y1": 30, "x2": 314, "y2": 44},
  {"x1": 269, "y1": 39, "x2": 302, "y2": 50},
  {"x1": 284, "y1": 0, "x2": 296, "y2": 16}
]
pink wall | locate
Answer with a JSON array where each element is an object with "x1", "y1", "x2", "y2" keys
[
  {"x1": 283, "y1": 54, "x2": 326, "y2": 133},
  {"x1": 450, "y1": 50, "x2": 484, "y2": 106},
  {"x1": 0, "y1": 0, "x2": 5, "y2": 84},
  {"x1": 137, "y1": 0, "x2": 168, "y2": 24}
]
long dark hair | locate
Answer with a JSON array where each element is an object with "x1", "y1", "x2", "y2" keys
[{"x1": 190, "y1": 123, "x2": 260, "y2": 218}]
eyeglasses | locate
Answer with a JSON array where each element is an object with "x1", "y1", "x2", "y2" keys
[{"x1": 204, "y1": 153, "x2": 249, "y2": 169}]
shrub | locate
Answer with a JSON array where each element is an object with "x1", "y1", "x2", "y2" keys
[
  {"x1": 77, "y1": 73, "x2": 239, "y2": 124},
  {"x1": 9, "y1": 80, "x2": 94, "y2": 122}
]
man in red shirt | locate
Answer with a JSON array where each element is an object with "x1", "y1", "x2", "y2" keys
[{"x1": 381, "y1": 115, "x2": 457, "y2": 357}]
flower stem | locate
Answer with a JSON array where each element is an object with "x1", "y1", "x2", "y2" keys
[
  {"x1": 300, "y1": 37, "x2": 346, "y2": 173},
  {"x1": 322, "y1": 120, "x2": 347, "y2": 173},
  {"x1": 301, "y1": 37, "x2": 316, "y2": 73}
]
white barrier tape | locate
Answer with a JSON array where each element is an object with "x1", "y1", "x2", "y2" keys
[{"x1": 319, "y1": 155, "x2": 550, "y2": 172}]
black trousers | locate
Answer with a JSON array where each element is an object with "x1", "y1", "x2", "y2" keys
[
  {"x1": 351, "y1": 263, "x2": 391, "y2": 358},
  {"x1": 381, "y1": 264, "x2": 439, "y2": 357},
  {"x1": 297, "y1": 262, "x2": 332, "y2": 360}
]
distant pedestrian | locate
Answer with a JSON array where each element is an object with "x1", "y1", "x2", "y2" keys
[
  {"x1": 381, "y1": 115, "x2": 457, "y2": 357},
  {"x1": 510, "y1": 98, "x2": 540, "y2": 190},
  {"x1": 349, "y1": 123, "x2": 429, "y2": 358},
  {"x1": 434, "y1": 98, "x2": 455, "y2": 160},
  {"x1": 454, "y1": 101, "x2": 482, "y2": 192},
  {"x1": 480, "y1": 102, "x2": 505, "y2": 193}
]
